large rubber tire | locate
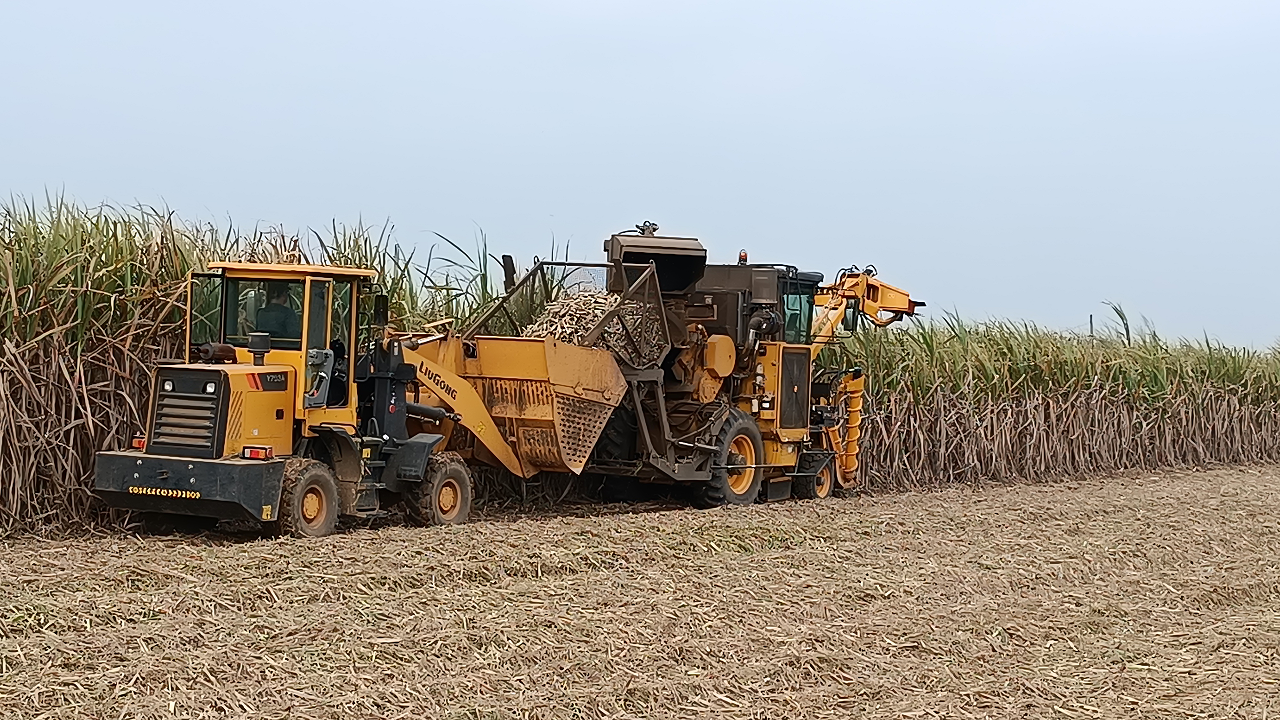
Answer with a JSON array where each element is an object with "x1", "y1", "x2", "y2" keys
[
  {"x1": 594, "y1": 404, "x2": 638, "y2": 462},
  {"x1": 408, "y1": 452, "x2": 473, "y2": 526},
  {"x1": 692, "y1": 408, "x2": 764, "y2": 509},
  {"x1": 268, "y1": 459, "x2": 340, "y2": 538},
  {"x1": 792, "y1": 451, "x2": 836, "y2": 500}
]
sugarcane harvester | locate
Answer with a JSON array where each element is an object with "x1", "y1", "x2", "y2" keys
[
  {"x1": 556, "y1": 225, "x2": 922, "y2": 506},
  {"x1": 93, "y1": 225, "x2": 919, "y2": 537}
]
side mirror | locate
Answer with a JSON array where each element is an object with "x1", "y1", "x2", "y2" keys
[
  {"x1": 373, "y1": 294, "x2": 389, "y2": 327},
  {"x1": 501, "y1": 254, "x2": 517, "y2": 293},
  {"x1": 842, "y1": 307, "x2": 859, "y2": 332}
]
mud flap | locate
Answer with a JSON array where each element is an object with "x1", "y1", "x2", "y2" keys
[{"x1": 380, "y1": 433, "x2": 444, "y2": 492}]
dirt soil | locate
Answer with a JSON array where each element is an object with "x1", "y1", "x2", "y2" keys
[{"x1": 2, "y1": 467, "x2": 1278, "y2": 719}]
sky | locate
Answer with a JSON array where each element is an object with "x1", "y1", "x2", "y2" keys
[{"x1": 4, "y1": 1, "x2": 1279, "y2": 345}]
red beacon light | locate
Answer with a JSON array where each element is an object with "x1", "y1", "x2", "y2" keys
[
  {"x1": 738, "y1": 249, "x2": 749, "y2": 265},
  {"x1": 130, "y1": 434, "x2": 146, "y2": 451},
  {"x1": 241, "y1": 446, "x2": 274, "y2": 461}
]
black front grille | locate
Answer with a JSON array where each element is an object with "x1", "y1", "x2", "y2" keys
[
  {"x1": 147, "y1": 369, "x2": 227, "y2": 458},
  {"x1": 153, "y1": 393, "x2": 217, "y2": 448}
]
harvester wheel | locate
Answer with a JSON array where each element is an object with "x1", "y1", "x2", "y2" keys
[
  {"x1": 792, "y1": 451, "x2": 836, "y2": 500},
  {"x1": 269, "y1": 459, "x2": 340, "y2": 538},
  {"x1": 693, "y1": 409, "x2": 764, "y2": 508},
  {"x1": 409, "y1": 452, "x2": 473, "y2": 526}
]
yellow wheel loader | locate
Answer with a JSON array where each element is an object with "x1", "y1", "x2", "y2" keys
[
  {"x1": 94, "y1": 225, "x2": 919, "y2": 537},
  {"x1": 93, "y1": 261, "x2": 634, "y2": 536}
]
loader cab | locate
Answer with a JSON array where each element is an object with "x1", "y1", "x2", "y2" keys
[{"x1": 186, "y1": 263, "x2": 377, "y2": 435}]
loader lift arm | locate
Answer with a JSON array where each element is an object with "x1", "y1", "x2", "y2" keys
[
  {"x1": 811, "y1": 266, "x2": 923, "y2": 342},
  {"x1": 391, "y1": 335, "x2": 534, "y2": 479}
]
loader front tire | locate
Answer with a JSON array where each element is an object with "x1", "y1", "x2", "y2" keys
[
  {"x1": 268, "y1": 459, "x2": 340, "y2": 538},
  {"x1": 408, "y1": 452, "x2": 473, "y2": 526},
  {"x1": 693, "y1": 409, "x2": 763, "y2": 509}
]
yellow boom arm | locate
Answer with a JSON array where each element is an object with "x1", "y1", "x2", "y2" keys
[{"x1": 812, "y1": 268, "x2": 922, "y2": 343}]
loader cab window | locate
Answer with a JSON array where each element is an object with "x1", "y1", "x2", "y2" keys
[
  {"x1": 327, "y1": 280, "x2": 354, "y2": 407},
  {"x1": 223, "y1": 279, "x2": 304, "y2": 350},
  {"x1": 187, "y1": 273, "x2": 224, "y2": 350}
]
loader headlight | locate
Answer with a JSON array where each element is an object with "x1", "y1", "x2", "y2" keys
[
  {"x1": 162, "y1": 380, "x2": 174, "y2": 393},
  {"x1": 204, "y1": 382, "x2": 217, "y2": 394}
]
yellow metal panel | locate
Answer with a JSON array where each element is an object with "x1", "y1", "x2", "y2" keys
[
  {"x1": 763, "y1": 439, "x2": 798, "y2": 465},
  {"x1": 544, "y1": 339, "x2": 628, "y2": 406},
  {"x1": 468, "y1": 378, "x2": 556, "y2": 421},
  {"x1": 773, "y1": 427, "x2": 808, "y2": 443},
  {"x1": 517, "y1": 425, "x2": 562, "y2": 469},
  {"x1": 472, "y1": 337, "x2": 550, "y2": 378},
  {"x1": 233, "y1": 347, "x2": 307, "y2": 416},
  {"x1": 303, "y1": 406, "x2": 360, "y2": 436},
  {"x1": 222, "y1": 367, "x2": 295, "y2": 458},
  {"x1": 703, "y1": 334, "x2": 736, "y2": 379}
]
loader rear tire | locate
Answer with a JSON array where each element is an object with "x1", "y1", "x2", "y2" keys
[
  {"x1": 692, "y1": 409, "x2": 763, "y2": 509},
  {"x1": 408, "y1": 452, "x2": 473, "y2": 526},
  {"x1": 267, "y1": 459, "x2": 340, "y2": 538}
]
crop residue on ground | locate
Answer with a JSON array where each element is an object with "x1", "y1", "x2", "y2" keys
[{"x1": 1, "y1": 467, "x2": 1278, "y2": 719}]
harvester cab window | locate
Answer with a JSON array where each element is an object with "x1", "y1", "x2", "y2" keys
[
  {"x1": 781, "y1": 292, "x2": 814, "y2": 344},
  {"x1": 224, "y1": 279, "x2": 304, "y2": 350}
]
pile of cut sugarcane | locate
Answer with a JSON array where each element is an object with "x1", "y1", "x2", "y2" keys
[{"x1": 521, "y1": 290, "x2": 666, "y2": 366}]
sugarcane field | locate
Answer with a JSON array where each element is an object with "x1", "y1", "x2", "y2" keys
[{"x1": 5, "y1": 4, "x2": 1280, "y2": 719}]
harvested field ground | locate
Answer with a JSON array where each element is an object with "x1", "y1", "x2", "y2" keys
[{"x1": 3, "y1": 468, "x2": 1279, "y2": 719}]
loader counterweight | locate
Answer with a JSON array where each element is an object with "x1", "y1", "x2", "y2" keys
[{"x1": 94, "y1": 451, "x2": 285, "y2": 522}]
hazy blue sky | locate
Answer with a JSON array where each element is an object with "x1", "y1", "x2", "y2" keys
[{"x1": 4, "y1": 1, "x2": 1278, "y2": 345}]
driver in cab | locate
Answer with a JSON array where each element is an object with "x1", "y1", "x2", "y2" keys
[{"x1": 255, "y1": 282, "x2": 301, "y2": 339}]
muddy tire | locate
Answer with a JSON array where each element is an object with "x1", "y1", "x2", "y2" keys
[
  {"x1": 792, "y1": 451, "x2": 835, "y2": 500},
  {"x1": 692, "y1": 408, "x2": 764, "y2": 509},
  {"x1": 408, "y1": 452, "x2": 473, "y2": 526},
  {"x1": 267, "y1": 459, "x2": 340, "y2": 538}
]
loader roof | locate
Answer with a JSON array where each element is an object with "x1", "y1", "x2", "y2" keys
[{"x1": 207, "y1": 261, "x2": 378, "y2": 278}]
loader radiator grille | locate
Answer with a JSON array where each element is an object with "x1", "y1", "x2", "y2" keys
[
  {"x1": 147, "y1": 369, "x2": 226, "y2": 459},
  {"x1": 554, "y1": 394, "x2": 615, "y2": 473}
]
